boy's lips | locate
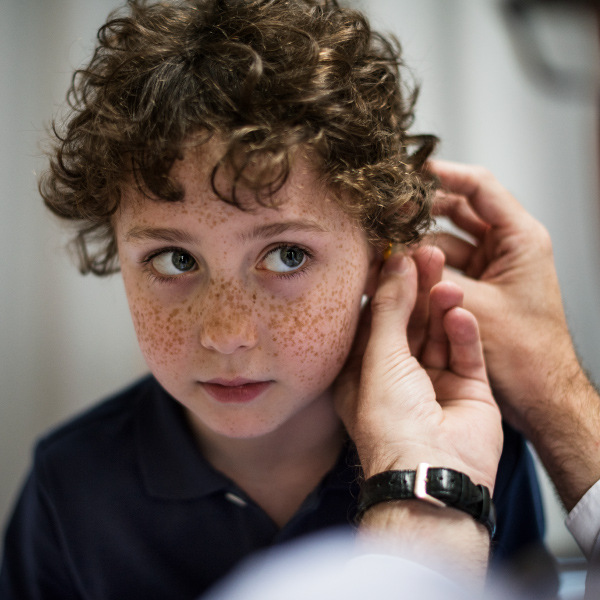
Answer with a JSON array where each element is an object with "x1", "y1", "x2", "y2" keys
[{"x1": 200, "y1": 378, "x2": 273, "y2": 403}]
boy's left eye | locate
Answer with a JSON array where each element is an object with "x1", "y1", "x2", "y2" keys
[{"x1": 260, "y1": 246, "x2": 307, "y2": 273}]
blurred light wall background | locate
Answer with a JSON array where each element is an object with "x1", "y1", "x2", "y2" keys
[{"x1": 1, "y1": 0, "x2": 598, "y2": 559}]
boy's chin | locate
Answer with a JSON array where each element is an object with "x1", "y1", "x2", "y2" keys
[{"x1": 185, "y1": 409, "x2": 288, "y2": 442}]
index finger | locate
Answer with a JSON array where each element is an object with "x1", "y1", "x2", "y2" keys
[
  {"x1": 428, "y1": 159, "x2": 527, "y2": 229},
  {"x1": 444, "y1": 306, "x2": 489, "y2": 384}
]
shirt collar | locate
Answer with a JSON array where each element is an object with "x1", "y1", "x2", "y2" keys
[
  {"x1": 135, "y1": 377, "x2": 231, "y2": 500},
  {"x1": 134, "y1": 376, "x2": 359, "y2": 501}
]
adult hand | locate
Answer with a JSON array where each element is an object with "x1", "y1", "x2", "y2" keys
[
  {"x1": 429, "y1": 160, "x2": 600, "y2": 510},
  {"x1": 334, "y1": 246, "x2": 502, "y2": 581},
  {"x1": 334, "y1": 246, "x2": 502, "y2": 493}
]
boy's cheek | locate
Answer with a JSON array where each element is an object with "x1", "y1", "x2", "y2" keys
[
  {"x1": 129, "y1": 299, "x2": 190, "y2": 367},
  {"x1": 121, "y1": 283, "x2": 190, "y2": 366},
  {"x1": 266, "y1": 279, "x2": 363, "y2": 383}
]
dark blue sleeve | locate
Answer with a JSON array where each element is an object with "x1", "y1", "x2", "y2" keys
[
  {"x1": 0, "y1": 462, "x2": 81, "y2": 599},
  {"x1": 491, "y1": 422, "x2": 559, "y2": 595}
]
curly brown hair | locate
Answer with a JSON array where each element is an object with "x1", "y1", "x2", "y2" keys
[{"x1": 40, "y1": 0, "x2": 438, "y2": 275}]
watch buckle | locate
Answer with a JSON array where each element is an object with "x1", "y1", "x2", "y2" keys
[{"x1": 414, "y1": 463, "x2": 446, "y2": 508}]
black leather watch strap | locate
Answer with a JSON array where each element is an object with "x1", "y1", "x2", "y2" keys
[{"x1": 356, "y1": 464, "x2": 496, "y2": 537}]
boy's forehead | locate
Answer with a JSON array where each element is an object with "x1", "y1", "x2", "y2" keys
[{"x1": 118, "y1": 143, "x2": 352, "y2": 231}]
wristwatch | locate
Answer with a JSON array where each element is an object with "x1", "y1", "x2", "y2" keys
[{"x1": 356, "y1": 463, "x2": 496, "y2": 537}]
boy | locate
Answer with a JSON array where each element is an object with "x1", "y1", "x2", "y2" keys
[{"x1": 0, "y1": 1, "x2": 554, "y2": 598}]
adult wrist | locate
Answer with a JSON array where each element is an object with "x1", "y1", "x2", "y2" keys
[
  {"x1": 357, "y1": 497, "x2": 492, "y2": 584},
  {"x1": 359, "y1": 449, "x2": 496, "y2": 495},
  {"x1": 356, "y1": 464, "x2": 497, "y2": 538}
]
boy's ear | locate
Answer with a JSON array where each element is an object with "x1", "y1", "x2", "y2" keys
[{"x1": 363, "y1": 250, "x2": 383, "y2": 298}]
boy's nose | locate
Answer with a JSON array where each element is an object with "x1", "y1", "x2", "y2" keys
[{"x1": 198, "y1": 295, "x2": 259, "y2": 355}]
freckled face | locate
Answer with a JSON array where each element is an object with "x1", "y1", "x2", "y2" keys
[{"x1": 115, "y1": 145, "x2": 378, "y2": 439}]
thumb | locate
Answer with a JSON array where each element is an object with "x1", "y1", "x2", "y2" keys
[{"x1": 368, "y1": 252, "x2": 418, "y2": 358}]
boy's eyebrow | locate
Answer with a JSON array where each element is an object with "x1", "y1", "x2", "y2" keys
[
  {"x1": 124, "y1": 226, "x2": 197, "y2": 245},
  {"x1": 240, "y1": 220, "x2": 329, "y2": 241},
  {"x1": 124, "y1": 220, "x2": 328, "y2": 245}
]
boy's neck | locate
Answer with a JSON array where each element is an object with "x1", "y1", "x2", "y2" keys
[
  {"x1": 185, "y1": 392, "x2": 346, "y2": 527},
  {"x1": 188, "y1": 391, "x2": 344, "y2": 475}
]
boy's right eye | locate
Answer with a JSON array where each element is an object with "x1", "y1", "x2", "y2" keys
[{"x1": 150, "y1": 250, "x2": 198, "y2": 277}]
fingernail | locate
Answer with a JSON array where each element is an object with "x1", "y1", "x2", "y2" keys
[
  {"x1": 382, "y1": 250, "x2": 409, "y2": 274},
  {"x1": 382, "y1": 242, "x2": 406, "y2": 261},
  {"x1": 390, "y1": 244, "x2": 406, "y2": 257}
]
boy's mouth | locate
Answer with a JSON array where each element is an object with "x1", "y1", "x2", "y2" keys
[{"x1": 200, "y1": 378, "x2": 272, "y2": 403}]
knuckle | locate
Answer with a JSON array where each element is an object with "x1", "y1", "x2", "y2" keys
[
  {"x1": 370, "y1": 277, "x2": 410, "y2": 315},
  {"x1": 445, "y1": 193, "x2": 465, "y2": 214},
  {"x1": 370, "y1": 289, "x2": 400, "y2": 313},
  {"x1": 531, "y1": 221, "x2": 553, "y2": 252},
  {"x1": 537, "y1": 222, "x2": 552, "y2": 244},
  {"x1": 472, "y1": 164, "x2": 494, "y2": 183}
]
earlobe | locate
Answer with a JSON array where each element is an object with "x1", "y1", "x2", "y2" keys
[{"x1": 363, "y1": 254, "x2": 383, "y2": 298}]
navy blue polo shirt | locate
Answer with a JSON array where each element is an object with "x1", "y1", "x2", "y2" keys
[{"x1": 0, "y1": 375, "x2": 555, "y2": 599}]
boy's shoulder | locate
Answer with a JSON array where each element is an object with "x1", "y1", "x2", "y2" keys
[
  {"x1": 33, "y1": 375, "x2": 160, "y2": 471},
  {"x1": 29, "y1": 376, "x2": 214, "y2": 503}
]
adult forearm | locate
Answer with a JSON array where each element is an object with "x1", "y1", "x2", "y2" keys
[
  {"x1": 357, "y1": 500, "x2": 490, "y2": 584},
  {"x1": 524, "y1": 358, "x2": 600, "y2": 512}
]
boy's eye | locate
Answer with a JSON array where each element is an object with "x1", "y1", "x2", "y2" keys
[
  {"x1": 261, "y1": 246, "x2": 307, "y2": 273},
  {"x1": 151, "y1": 251, "x2": 197, "y2": 276}
]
